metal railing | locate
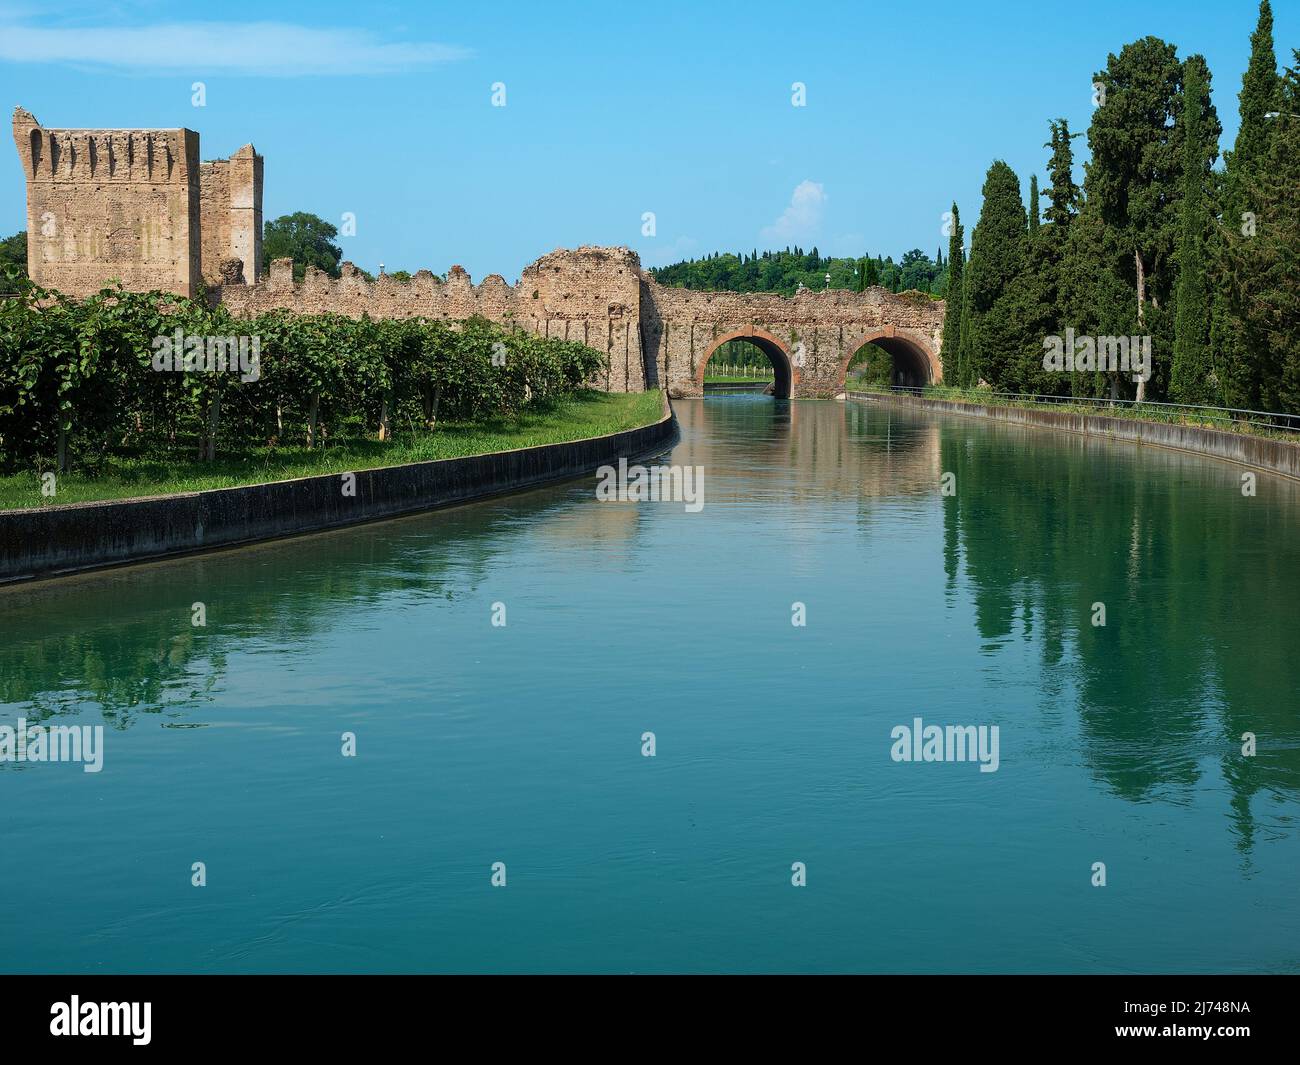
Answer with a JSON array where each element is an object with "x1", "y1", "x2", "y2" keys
[{"x1": 844, "y1": 384, "x2": 1300, "y2": 436}]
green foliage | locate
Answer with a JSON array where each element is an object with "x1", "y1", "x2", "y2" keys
[
  {"x1": 1083, "y1": 36, "x2": 1221, "y2": 399},
  {"x1": 649, "y1": 247, "x2": 944, "y2": 297},
  {"x1": 940, "y1": 203, "x2": 965, "y2": 383},
  {"x1": 1214, "y1": 1, "x2": 1281, "y2": 410},
  {"x1": 262, "y1": 212, "x2": 344, "y2": 280},
  {"x1": 1170, "y1": 56, "x2": 1217, "y2": 405},
  {"x1": 1216, "y1": 50, "x2": 1300, "y2": 415},
  {"x1": 0, "y1": 232, "x2": 27, "y2": 292},
  {"x1": 962, "y1": 161, "x2": 1029, "y2": 388},
  {"x1": 0, "y1": 274, "x2": 607, "y2": 475}
]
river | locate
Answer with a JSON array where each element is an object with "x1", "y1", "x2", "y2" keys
[{"x1": 1, "y1": 394, "x2": 1297, "y2": 973}]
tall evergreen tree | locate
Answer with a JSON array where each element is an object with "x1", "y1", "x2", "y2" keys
[
  {"x1": 940, "y1": 203, "x2": 964, "y2": 385},
  {"x1": 1044, "y1": 120, "x2": 1081, "y2": 228},
  {"x1": 1171, "y1": 56, "x2": 1217, "y2": 405},
  {"x1": 1028, "y1": 175, "x2": 1041, "y2": 233},
  {"x1": 1085, "y1": 36, "x2": 1219, "y2": 401},
  {"x1": 962, "y1": 161, "x2": 1029, "y2": 389},
  {"x1": 1219, "y1": 50, "x2": 1300, "y2": 414},
  {"x1": 1227, "y1": 1, "x2": 1279, "y2": 206},
  {"x1": 1214, "y1": 1, "x2": 1280, "y2": 410}
]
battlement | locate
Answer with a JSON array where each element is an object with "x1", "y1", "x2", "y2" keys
[{"x1": 11, "y1": 106, "x2": 262, "y2": 297}]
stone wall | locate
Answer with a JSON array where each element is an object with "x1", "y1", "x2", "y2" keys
[
  {"x1": 217, "y1": 245, "x2": 945, "y2": 397},
  {"x1": 198, "y1": 145, "x2": 262, "y2": 287},
  {"x1": 9, "y1": 107, "x2": 944, "y2": 393},
  {"x1": 642, "y1": 277, "x2": 946, "y2": 398},
  {"x1": 218, "y1": 246, "x2": 649, "y2": 394},
  {"x1": 11, "y1": 107, "x2": 262, "y2": 298}
]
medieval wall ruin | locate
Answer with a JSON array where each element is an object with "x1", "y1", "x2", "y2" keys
[
  {"x1": 10, "y1": 107, "x2": 944, "y2": 394},
  {"x1": 11, "y1": 107, "x2": 262, "y2": 298},
  {"x1": 217, "y1": 246, "x2": 945, "y2": 398}
]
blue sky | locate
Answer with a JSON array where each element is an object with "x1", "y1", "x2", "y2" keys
[{"x1": 0, "y1": 1, "x2": 1293, "y2": 280}]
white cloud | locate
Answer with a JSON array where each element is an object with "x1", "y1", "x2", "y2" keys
[
  {"x1": 760, "y1": 180, "x2": 826, "y2": 244},
  {"x1": 0, "y1": 19, "x2": 472, "y2": 76}
]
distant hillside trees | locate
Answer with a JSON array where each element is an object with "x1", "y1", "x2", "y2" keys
[{"x1": 650, "y1": 246, "x2": 947, "y2": 298}]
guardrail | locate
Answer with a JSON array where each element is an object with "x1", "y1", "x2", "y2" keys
[{"x1": 847, "y1": 384, "x2": 1300, "y2": 436}]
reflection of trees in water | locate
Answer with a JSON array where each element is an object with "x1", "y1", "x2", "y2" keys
[
  {"x1": 0, "y1": 486, "x2": 602, "y2": 727},
  {"x1": 939, "y1": 423, "x2": 1300, "y2": 854}
]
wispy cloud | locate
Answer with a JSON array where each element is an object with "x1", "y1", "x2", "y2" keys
[
  {"x1": 0, "y1": 18, "x2": 472, "y2": 76},
  {"x1": 760, "y1": 180, "x2": 826, "y2": 244}
]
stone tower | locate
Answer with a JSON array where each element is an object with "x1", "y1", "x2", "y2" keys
[{"x1": 10, "y1": 107, "x2": 262, "y2": 298}]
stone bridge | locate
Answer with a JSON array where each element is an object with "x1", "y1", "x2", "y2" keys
[{"x1": 219, "y1": 246, "x2": 946, "y2": 398}]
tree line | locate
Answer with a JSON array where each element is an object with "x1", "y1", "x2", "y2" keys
[
  {"x1": 0, "y1": 268, "x2": 606, "y2": 473},
  {"x1": 650, "y1": 246, "x2": 950, "y2": 298},
  {"x1": 946, "y1": 1, "x2": 1299, "y2": 415}
]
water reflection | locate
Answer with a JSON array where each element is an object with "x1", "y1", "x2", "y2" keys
[{"x1": 2, "y1": 395, "x2": 1297, "y2": 863}]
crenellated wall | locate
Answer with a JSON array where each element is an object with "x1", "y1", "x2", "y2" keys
[
  {"x1": 12, "y1": 106, "x2": 262, "y2": 298},
  {"x1": 217, "y1": 246, "x2": 649, "y2": 394},
  {"x1": 215, "y1": 246, "x2": 945, "y2": 398},
  {"x1": 10, "y1": 107, "x2": 944, "y2": 394}
]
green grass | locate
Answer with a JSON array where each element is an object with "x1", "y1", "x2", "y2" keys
[{"x1": 1, "y1": 390, "x2": 666, "y2": 510}]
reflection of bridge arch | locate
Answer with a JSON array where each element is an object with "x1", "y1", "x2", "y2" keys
[
  {"x1": 837, "y1": 326, "x2": 940, "y2": 390},
  {"x1": 695, "y1": 326, "x2": 797, "y2": 399}
]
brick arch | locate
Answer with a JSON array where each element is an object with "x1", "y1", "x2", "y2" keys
[
  {"x1": 837, "y1": 326, "x2": 940, "y2": 390},
  {"x1": 695, "y1": 326, "x2": 798, "y2": 399}
]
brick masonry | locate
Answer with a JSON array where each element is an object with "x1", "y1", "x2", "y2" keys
[
  {"x1": 12, "y1": 107, "x2": 944, "y2": 394},
  {"x1": 12, "y1": 106, "x2": 263, "y2": 298}
]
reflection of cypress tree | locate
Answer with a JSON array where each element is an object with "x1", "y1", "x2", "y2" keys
[{"x1": 936, "y1": 419, "x2": 1300, "y2": 842}]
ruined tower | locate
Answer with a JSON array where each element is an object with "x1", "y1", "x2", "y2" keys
[{"x1": 10, "y1": 107, "x2": 263, "y2": 298}]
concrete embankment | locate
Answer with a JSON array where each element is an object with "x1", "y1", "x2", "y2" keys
[
  {"x1": 0, "y1": 398, "x2": 677, "y2": 583},
  {"x1": 849, "y1": 390, "x2": 1300, "y2": 480}
]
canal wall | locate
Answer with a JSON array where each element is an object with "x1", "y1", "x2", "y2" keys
[
  {"x1": 850, "y1": 391, "x2": 1300, "y2": 480},
  {"x1": 0, "y1": 397, "x2": 676, "y2": 584}
]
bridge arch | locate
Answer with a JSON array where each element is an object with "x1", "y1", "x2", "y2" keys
[
  {"x1": 695, "y1": 326, "x2": 797, "y2": 398},
  {"x1": 837, "y1": 326, "x2": 939, "y2": 391}
]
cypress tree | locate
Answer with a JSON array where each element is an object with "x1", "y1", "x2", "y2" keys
[
  {"x1": 1084, "y1": 37, "x2": 1219, "y2": 401},
  {"x1": 1171, "y1": 57, "x2": 1216, "y2": 405},
  {"x1": 1219, "y1": 50, "x2": 1300, "y2": 414},
  {"x1": 962, "y1": 161, "x2": 1029, "y2": 390},
  {"x1": 1028, "y1": 175, "x2": 1040, "y2": 233},
  {"x1": 1227, "y1": 1, "x2": 1278, "y2": 206},
  {"x1": 940, "y1": 203, "x2": 964, "y2": 386},
  {"x1": 1215, "y1": 1, "x2": 1279, "y2": 410}
]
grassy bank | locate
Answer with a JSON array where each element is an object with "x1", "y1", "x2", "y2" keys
[{"x1": 1, "y1": 390, "x2": 665, "y2": 510}]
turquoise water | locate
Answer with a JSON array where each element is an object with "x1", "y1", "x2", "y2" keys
[{"x1": 2, "y1": 394, "x2": 1298, "y2": 974}]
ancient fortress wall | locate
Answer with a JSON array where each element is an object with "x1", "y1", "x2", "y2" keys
[
  {"x1": 215, "y1": 246, "x2": 945, "y2": 398},
  {"x1": 218, "y1": 246, "x2": 649, "y2": 394},
  {"x1": 11, "y1": 107, "x2": 262, "y2": 298},
  {"x1": 10, "y1": 107, "x2": 945, "y2": 395}
]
